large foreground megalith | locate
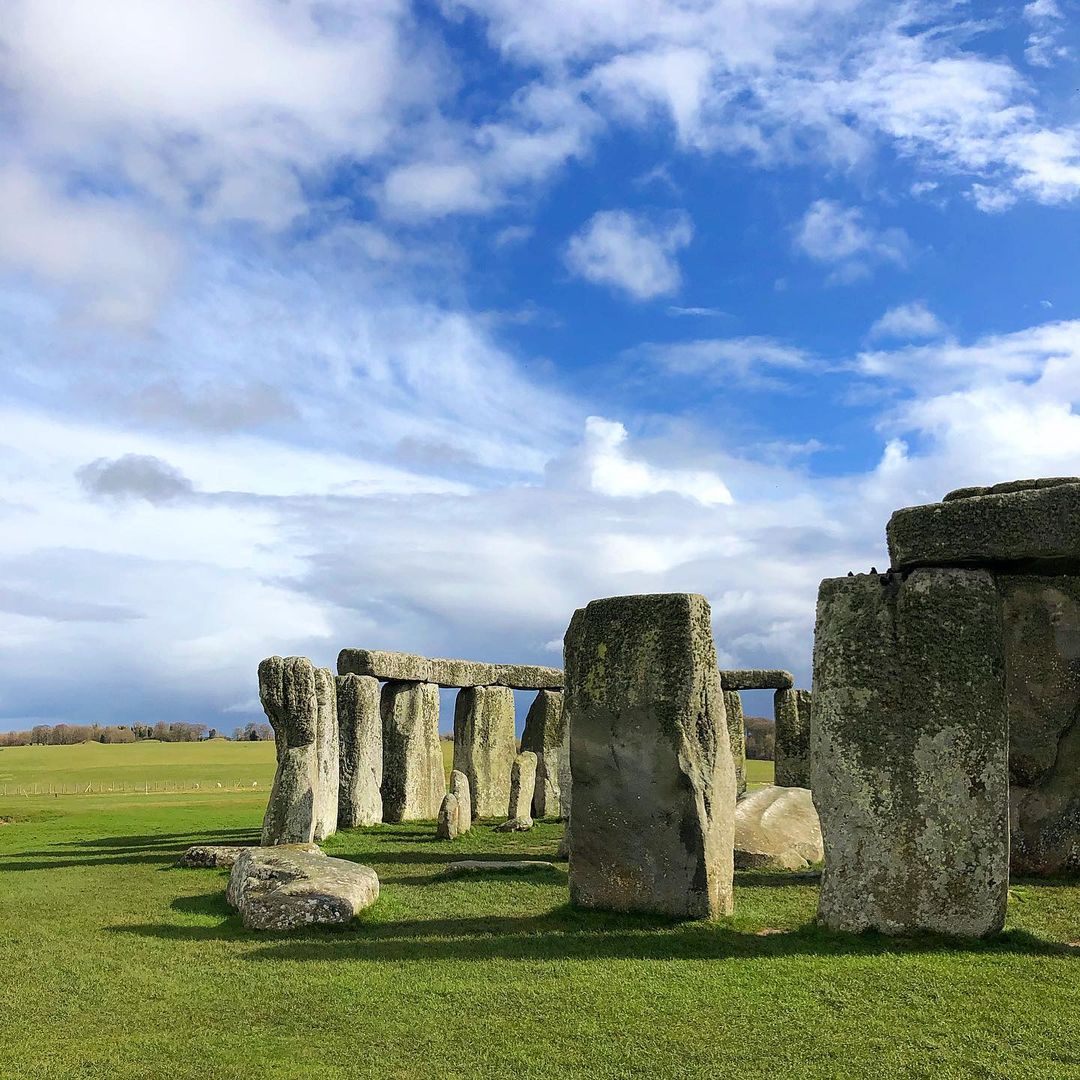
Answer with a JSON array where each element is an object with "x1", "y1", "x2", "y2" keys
[
  {"x1": 453, "y1": 685, "x2": 516, "y2": 818},
  {"x1": 521, "y1": 689, "x2": 569, "y2": 818},
  {"x1": 259, "y1": 656, "x2": 320, "y2": 845},
  {"x1": 812, "y1": 569, "x2": 1009, "y2": 936},
  {"x1": 564, "y1": 593, "x2": 736, "y2": 919},
  {"x1": 336, "y1": 673, "x2": 382, "y2": 828},
  {"x1": 380, "y1": 681, "x2": 445, "y2": 822}
]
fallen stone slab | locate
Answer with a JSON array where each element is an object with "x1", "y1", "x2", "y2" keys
[
  {"x1": 734, "y1": 786, "x2": 822, "y2": 871},
  {"x1": 440, "y1": 860, "x2": 560, "y2": 875},
  {"x1": 178, "y1": 843, "x2": 322, "y2": 869},
  {"x1": 887, "y1": 480, "x2": 1080, "y2": 570},
  {"x1": 812, "y1": 569, "x2": 1009, "y2": 937},
  {"x1": 338, "y1": 649, "x2": 563, "y2": 690},
  {"x1": 719, "y1": 669, "x2": 794, "y2": 691},
  {"x1": 226, "y1": 847, "x2": 379, "y2": 931}
]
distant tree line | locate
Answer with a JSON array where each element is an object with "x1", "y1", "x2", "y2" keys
[
  {"x1": 0, "y1": 720, "x2": 274, "y2": 747},
  {"x1": 745, "y1": 715, "x2": 775, "y2": 761}
]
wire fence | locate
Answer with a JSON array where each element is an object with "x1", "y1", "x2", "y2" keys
[{"x1": 0, "y1": 779, "x2": 266, "y2": 797}]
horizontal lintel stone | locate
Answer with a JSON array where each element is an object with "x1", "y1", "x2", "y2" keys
[
  {"x1": 337, "y1": 648, "x2": 563, "y2": 690},
  {"x1": 719, "y1": 668, "x2": 794, "y2": 691},
  {"x1": 887, "y1": 480, "x2": 1080, "y2": 571}
]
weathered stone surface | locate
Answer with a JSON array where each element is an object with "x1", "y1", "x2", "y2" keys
[
  {"x1": 565, "y1": 593, "x2": 736, "y2": 920},
  {"x1": 313, "y1": 667, "x2": 339, "y2": 843},
  {"x1": 719, "y1": 669, "x2": 794, "y2": 691},
  {"x1": 226, "y1": 847, "x2": 378, "y2": 930},
  {"x1": 178, "y1": 843, "x2": 322, "y2": 869},
  {"x1": 774, "y1": 688, "x2": 811, "y2": 788},
  {"x1": 338, "y1": 649, "x2": 563, "y2": 690},
  {"x1": 449, "y1": 769, "x2": 472, "y2": 833},
  {"x1": 521, "y1": 690, "x2": 568, "y2": 818},
  {"x1": 1001, "y1": 575, "x2": 1080, "y2": 876},
  {"x1": 943, "y1": 476, "x2": 1080, "y2": 502},
  {"x1": 812, "y1": 569, "x2": 1009, "y2": 936},
  {"x1": 441, "y1": 860, "x2": 560, "y2": 875},
  {"x1": 723, "y1": 690, "x2": 746, "y2": 797},
  {"x1": 887, "y1": 481, "x2": 1080, "y2": 570},
  {"x1": 336, "y1": 674, "x2": 382, "y2": 828},
  {"x1": 452, "y1": 685, "x2": 516, "y2": 818},
  {"x1": 437, "y1": 793, "x2": 463, "y2": 839},
  {"x1": 495, "y1": 751, "x2": 536, "y2": 832},
  {"x1": 380, "y1": 681, "x2": 445, "y2": 822},
  {"x1": 259, "y1": 656, "x2": 319, "y2": 846},
  {"x1": 734, "y1": 786, "x2": 823, "y2": 870}
]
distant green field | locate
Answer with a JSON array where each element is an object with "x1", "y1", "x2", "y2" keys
[
  {"x1": 0, "y1": 740, "x2": 277, "y2": 793},
  {"x1": 0, "y1": 740, "x2": 774, "y2": 795}
]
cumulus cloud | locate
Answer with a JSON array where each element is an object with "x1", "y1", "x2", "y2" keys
[
  {"x1": 565, "y1": 210, "x2": 692, "y2": 300},
  {"x1": 868, "y1": 301, "x2": 944, "y2": 341},
  {"x1": 794, "y1": 199, "x2": 910, "y2": 282},
  {"x1": 76, "y1": 454, "x2": 195, "y2": 504}
]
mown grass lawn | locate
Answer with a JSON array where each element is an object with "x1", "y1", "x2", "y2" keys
[{"x1": 2, "y1": 781, "x2": 1080, "y2": 1080}]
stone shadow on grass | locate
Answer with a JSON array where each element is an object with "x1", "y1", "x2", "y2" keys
[{"x1": 111, "y1": 901, "x2": 1079, "y2": 963}]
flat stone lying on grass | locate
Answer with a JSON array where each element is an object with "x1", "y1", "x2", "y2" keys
[
  {"x1": 227, "y1": 847, "x2": 379, "y2": 930},
  {"x1": 719, "y1": 669, "x2": 794, "y2": 691},
  {"x1": 338, "y1": 648, "x2": 563, "y2": 690},
  {"x1": 734, "y1": 786, "x2": 822, "y2": 871},
  {"x1": 178, "y1": 843, "x2": 322, "y2": 869},
  {"x1": 440, "y1": 860, "x2": 560, "y2": 875}
]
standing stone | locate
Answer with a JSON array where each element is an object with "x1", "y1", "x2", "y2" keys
[
  {"x1": 449, "y1": 769, "x2": 473, "y2": 833},
  {"x1": 812, "y1": 569, "x2": 1009, "y2": 937},
  {"x1": 313, "y1": 667, "x2": 339, "y2": 842},
  {"x1": 774, "y1": 688, "x2": 811, "y2": 788},
  {"x1": 564, "y1": 593, "x2": 736, "y2": 920},
  {"x1": 452, "y1": 685, "x2": 516, "y2": 819},
  {"x1": 380, "y1": 681, "x2": 445, "y2": 822},
  {"x1": 723, "y1": 690, "x2": 746, "y2": 797},
  {"x1": 336, "y1": 674, "x2": 382, "y2": 828},
  {"x1": 496, "y1": 751, "x2": 537, "y2": 832},
  {"x1": 521, "y1": 690, "x2": 569, "y2": 818},
  {"x1": 437, "y1": 793, "x2": 463, "y2": 839},
  {"x1": 259, "y1": 656, "x2": 319, "y2": 846},
  {"x1": 1001, "y1": 575, "x2": 1080, "y2": 875}
]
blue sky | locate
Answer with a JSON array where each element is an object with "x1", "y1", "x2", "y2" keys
[{"x1": 0, "y1": 0, "x2": 1079, "y2": 730}]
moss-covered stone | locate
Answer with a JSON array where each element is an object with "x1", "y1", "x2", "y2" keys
[
  {"x1": 452, "y1": 685, "x2": 516, "y2": 818},
  {"x1": 774, "y1": 688, "x2": 811, "y2": 788},
  {"x1": 520, "y1": 689, "x2": 568, "y2": 818},
  {"x1": 887, "y1": 481, "x2": 1080, "y2": 570},
  {"x1": 312, "y1": 667, "x2": 338, "y2": 843},
  {"x1": 811, "y1": 570, "x2": 1009, "y2": 937},
  {"x1": 337, "y1": 649, "x2": 562, "y2": 690},
  {"x1": 336, "y1": 673, "x2": 382, "y2": 828},
  {"x1": 564, "y1": 593, "x2": 736, "y2": 920},
  {"x1": 380, "y1": 681, "x2": 445, "y2": 823},
  {"x1": 723, "y1": 690, "x2": 746, "y2": 797},
  {"x1": 719, "y1": 669, "x2": 794, "y2": 690},
  {"x1": 1001, "y1": 575, "x2": 1080, "y2": 875}
]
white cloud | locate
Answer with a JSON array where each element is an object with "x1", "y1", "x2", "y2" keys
[
  {"x1": 868, "y1": 301, "x2": 944, "y2": 341},
  {"x1": 794, "y1": 199, "x2": 910, "y2": 281},
  {"x1": 565, "y1": 209, "x2": 693, "y2": 300},
  {"x1": 632, "y1": 336, "x2": 812, "y2": 389},
  {"x1": 1023, "y1": 0, "x2": 1070, "y2": 68}
]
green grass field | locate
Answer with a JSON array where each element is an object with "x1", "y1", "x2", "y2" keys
[{"x1": 2, "y1": 747, "x2": 1077, "y2": 1079}]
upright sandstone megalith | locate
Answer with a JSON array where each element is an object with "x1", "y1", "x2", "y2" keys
[
  {"x1": 521, "y1": 689, "x2": 569, "y2": 818},
  {"x1": 313, "y1": 667, "x2": 339, "y2": 843},
  {"x1": 774, "y1": 688, "x2": 811, "y2": 788},
  {"x1": 453, "y1": 685, "x2": 516, "y2": 818},
  {"x1": 336, "y1": 673, "x2": 382, "y2": 828},
  {"x1": 496, "y1": 750, "x2": 537, "y2": 832},
  {"x1": 259, "y1": 656, "x2": 320, "y2": 846},
  {"x1": 449, "y1": 769, "x2": 472, "y2": 833},
  {"x1": 812, "y1": 569, "x2": 1009, "y2": 936},
  {"x1": 380, "y1": 681, "x2": 445, "y2": 822},
  {"x1": 723, "y1": 689, "x2": 746, "y2": 797},
  {"x1": 564, "y1": 593, "x2": 736, "y2": 919}
]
